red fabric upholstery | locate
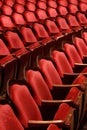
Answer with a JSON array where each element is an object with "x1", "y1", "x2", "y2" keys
[
  {"x1": 26, "y1": 2, "x2": 36, "y2": 11},
  {"x1": 68, "y1": 4, "x2": 78, "y2": 14},
  {"x1": 0, "y1": 39, "x2": 10, "y2": 56},
  {"x1": 37, "y1": 1, "x2": 46, "y2": 10},
  {"x1": 39, "y1": 59, "x2": 62, "y2": 89},
  {"x1": 52, "y1": 50, "x2": 73, "y2": 77},
  {"x1": 58, "y1": 6, "x2": 68, "y2": 16},
  {"x1": 77, "y1": 13, "x2": 87, "y2": 26},
  {"x1": 26, "y1": 70, "x2": 53, "y2": 105},
  {"x1": 73, "y1": 37, "x2": 87, "y2": 58},
  {"x1": 82, "y1": 32, "x2": 87, "y2": 45},
  {"x1": 20, "y1": 27, "x2": 38, "y2": 45},
  {"x1": 5, "y1": 31, "x2": 25, "y2": 52},
  {"x1": 12, "y1": 13, "x2": 26, "y2": 26},
  {"x1": 56, "y1": 17, "x2": 71, "y2": 33},
  {"x1": 64, "y1": 43, "x2": 82, "y2": 67},
  {"x1": 45, "y1": 20, "x2": 60, "y2": 36},
  {"x1": 10, "y1": 84, "x2": 42, "y2": 127},
  {"x1": 0, "y1": 104, "x2": 24, "y2": 130},
  {"x1": 33, "y1": 23, "x2": 49, "y2": 40},
  {"x1": 47, "y1": 124, "x2": 61, "y2": 130},
  {"x1": 14, "y1": 4, "x2": 25, "y2": 14}
]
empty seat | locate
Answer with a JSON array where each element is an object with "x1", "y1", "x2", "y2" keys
[
  {"x1": 0, "y1": 104, "x2": 24, "y2": 130},
  {"x1": 58, "y1": 6, "x2": 68, "y2": 16},
  {"x1": 79, "y1": 3, "x2": 87, "y2": 13},
  {"x1": 26, "y1": 2, "x2": 36, "y2": 12},
  {"x1": 5, "y1": 31, "x2": 25, "y2": 52},
  {"x1": 47, "y1": 7, "x2": 58, "y2": 20},
  {"x1": 1, "y1": 5, "x2": 13, "y2": 16},
  {"x1": 82, "y1": 32, "x2": 87, "y2": 45},
  {"x1": 56, "y1": 17, "x2": 72, "y2": 34},
  {"x1": 14, "y1": 3, "x2": 25, "y2": 14},
  {"x1": 37, "y1": 1, "x2": 47, "y2": 10},
  {"x1": 9, "y1": 83, "x2": 73, "y2": 129},
  {"x1": 4, "y1": 0, "x2": 14, "y2": 7},
  {"x1": 0, "y1": 15, "x2": 14, "y2": 29},
  {"x1": 57, "y1": 0, "x2": 68, "y2": 7},
  {"x1": 73, "y1": 37, "x2": 87, "y2": 60},
  {"x1": 12, "y1": 13, "x2": 26, "y2": 26},
  {"x1": 45, "y1": 20, "x2": 62, "y2": 39},
  {"x1": 63, "y1": 43, "x2": 87, "y2": 69},
  {"x1": 36, "y1": 9, "x2": 48, "y2": 22},
  {"x1": 67, "y1": 15, "x2": 81, "y2": 31},
  {"x1": 24, "y1": 11, "x2": 38, "y2": 25},
  {"x1": 0, "y1": 39, "x2": 11, "y2": 57},
  {"x1": 76, "y1": 13, "x2": 87, "y2": 27},
  {"x1": 33, "y1": 23, "x2": 50, "y2": 41},
  {"x1": 47, "y1": 0, "x2": 57, "y2": 9},
  {"x1": 68, "y1": 4, "x2": 78, "y2": 14}
]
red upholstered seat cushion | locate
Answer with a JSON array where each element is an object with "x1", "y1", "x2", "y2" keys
[
  {"x1": 10, "y1": 84, "x2": 42, "y2": 127},
  {"x1": 0, "y1": 104, "x2": 24, "y2": 130}
]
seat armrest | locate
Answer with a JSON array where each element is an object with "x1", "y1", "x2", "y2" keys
[
  {"x1": 28, "y1": 120, "x2": 64, "y2": 127},
  {"x1": 41, "y1": 99, "x2": 73, "y2": 106},
  {"x1": 53, "y1": 84, "x2": 84, "y2": 91}
]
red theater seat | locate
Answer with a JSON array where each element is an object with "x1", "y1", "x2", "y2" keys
[
  {"x1": 82, "y1": 32, "x2": 87, "y2": 44},
  {"x1": 77, "y1": 13, "x2": 87, "y2": 27},
  {"x1": 37, "y1": 1, "x2": 46, "y2": 10},
  {"x1": 58, "y1": 6, "x2": 68, "y2": 16},
  {"x1": 36, "y1": 9, "x2": 48, "y2": 22},
  {"x1": 67, "y1": 15, "x2": 81, "y2": 31},
  {"x1": 26, "y1": 2, "x2": 36, "y2": 12},
  {"x1": 9, "y1": 83, "x2": 72, "y2": 129},
  {"x1": 45, "y1": 20, "x2": 62, "y2": 39},
  {"x1": 56, "y1": 17, "x2": 72, "y2": 34},
  {"x1": 24, "y1": 11, "x2": 38, "y2": 26},
  {"x1": 14, "y1": 3, "x2": 25, "y2": 14},
  {"x1": 0, "y1": 104, "x2": 24, "y2": 130},
  {"x1": 68, "y1": 4, "x2": 78, "y2": 14},
  {"x1": 0, "y1": 15, "x2": 14, "y2": 29},
  {"x1": 1, "y1": 5, "x2": 13, "y2": 16},
  {"x1": 12, "y1": 13, "x2": 26, "y2": 26},
  {"x1": 47, "y1": 0, "x2": 57, "y2": 9},
  {"x1": 47, "y1": 7, "x2": 58, "y2": 20},
  {"x1": 4, "y1": 0, "x2": 14, "y2": 7},
  {"x1": 79, "y1": 3, "x2": 87, "y2": 13},
  {"x1": 73, "y1": 37, "x2": 87, "y2": 60},
  {"x1": 63, "y1": 43, "x2": 87, "y2": 69}
]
